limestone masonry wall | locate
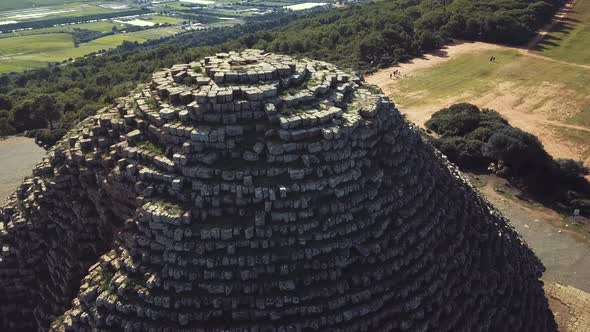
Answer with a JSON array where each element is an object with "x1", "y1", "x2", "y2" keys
[{"x1": 0, "y1": 50, "x2": 556, "y2": 331}]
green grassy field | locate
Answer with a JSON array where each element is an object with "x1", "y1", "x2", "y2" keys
[
  {"x1": 201, "y1": 8, "x2": 257, "y2": 17},
  {"x1": 68, "y1": 21, "x2": 127, "y2": 32},
  {"x1": 0, "y1": 3, "x2": 120, "y2": 22},
  {"x1": 0, "y1": 28, "x2": 182, "y2": 73},
  {"x1": 395, "y1": 49, "x2": 590, "y2": 127},
  {"x1": 146, "y1": 15, "x2": 185, "y2": 25},
  {"x1": 155, "y1": 1, "x2": 190, "y2": 10},
  {"x1": 396, "y1": 50, "x2": 520, "y2": 107},
  {"x1": 126, "y1": 26, "x2": 183, "y2": 39},
  {"x1": 0, "y1": 0, "x2": 89, "y2": 11},
  {"x1": 555, "y1": 127, "x2": 590, "y2": 161},
  {"x1": 533, "y1": 0, "x2": 590, "y2": 65},
  {"x1": 0, "y1": 21, "x2": 128, "y2": 39}
]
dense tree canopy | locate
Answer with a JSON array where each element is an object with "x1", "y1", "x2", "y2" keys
[{"x1": 426, "y1": 103, "x2": 590, "y2": 215}]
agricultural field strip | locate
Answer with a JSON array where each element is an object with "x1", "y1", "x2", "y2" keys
[
  {"x1": 367, "y1": 38, "x2": 590, "y2": 165},
  {"x1": 0, "y1": 27, "x2": 183, "y2": 73},
  {"x1": 533, "y1": 0, "x2": 590, "y2": 65},
  {"x1": 0, "y1": 3, "x2": 118, "y2": 22}
]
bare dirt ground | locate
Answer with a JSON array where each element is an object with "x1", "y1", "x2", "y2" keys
[
  {"x1": 0, "y1": 136, "x2": 45, "y2": 203},
  {"x1": 470, "y1": 174, "x2": 590, "y2": 331},
  {"x1": 366, "y1": 41, "x2": 590, "y2": 165}
]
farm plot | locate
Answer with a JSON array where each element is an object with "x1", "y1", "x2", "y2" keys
[
  {"x1": 0, "y1": 3, "x2": 117, "y2": 23},
  {"x1": 0, "y1": 28, "x2": 182, "y2": 73}
]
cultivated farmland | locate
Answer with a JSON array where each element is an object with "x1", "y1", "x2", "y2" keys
[{"x1": 0, "y1": 1, "x2": 189, "y2": 73}]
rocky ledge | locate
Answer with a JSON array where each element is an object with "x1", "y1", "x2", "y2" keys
[{"x1": 0, "y1": 50, "x2": 556, "y2": 331}]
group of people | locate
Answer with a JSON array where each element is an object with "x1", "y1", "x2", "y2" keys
[
  {"x1": 389, "y1": 69, "x2": 401, "y2": 79},
  {"x1": 489, "y1": 56, "x2": 497, "y2": 62}
]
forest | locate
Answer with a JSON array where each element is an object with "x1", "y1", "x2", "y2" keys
[{"x1": 0, "y1": 0, "x2": 566, "y2": 143}]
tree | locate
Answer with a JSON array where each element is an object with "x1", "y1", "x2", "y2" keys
[
  {"x1": 483, "y1": 14, "x2": 531, "y2": 44},
  {"x1": 0, "y1": 95, "x2": 12, "y2": 110},
  {"x1": 32, "y1": 95, "x2": 61, "y2": 130},
  {"x1": 482, "y1": 127, "x2": 548, "y2": 173},
  {"x1": 556, "y1": 159, "x2": 589, "y2": 178},
  {"x1": 0, "y1": 118, "x2": 15, "y2": 136},
  {"x1": 416, "y1": 30, "x2": 442, "y2": 52},
  {"x1": 12, "y1": 100, "x2": 40, "y2": 131}
]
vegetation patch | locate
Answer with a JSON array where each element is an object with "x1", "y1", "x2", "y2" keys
[
  {"x1": 136, "y1": 140, "x2": 165, "y2": 155},
  {"x1": 153, "y1": 200, "x2": 185, "y2": 215},
  {"x1": 533, "y1": 0, "x2": 590, "y2": 66},
  {"x1": 0, "y1": 33, "x2": 148, "y2": 74},
  {"x1": 426, "y1": 103, "x2": 590, "y2": 215}
]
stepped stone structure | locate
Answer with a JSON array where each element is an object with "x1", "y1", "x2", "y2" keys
[{"x1": 0, "y1": 50, "x2": 556, "y2": 332}]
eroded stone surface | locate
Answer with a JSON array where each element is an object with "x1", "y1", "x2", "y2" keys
[{"x1": 0, "y1": 50, "x2": 556, "y2": 331}]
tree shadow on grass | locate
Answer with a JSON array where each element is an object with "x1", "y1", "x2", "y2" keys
[
  {"x1": 531, "y1": 18, "x2": 578, "y2": 52},
  {"x1": 392, "y1": 41, "x2": 460, "y2": 67},
  {"x1": 534, "y1": 35, "x2": 563, "y2": 50}
]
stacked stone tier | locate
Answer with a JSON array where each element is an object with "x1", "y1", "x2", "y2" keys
[{"x1": 0, "y1": 50, "x2": 556, "y2": 332}]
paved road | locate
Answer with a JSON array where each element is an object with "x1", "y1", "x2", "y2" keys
[{"x1": 0, "y1": 136, "x2": 45, "y2": 203}]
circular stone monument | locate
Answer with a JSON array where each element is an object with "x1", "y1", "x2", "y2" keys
[{"x1": 0, "y1": 50, "x2": 556, "y2": 332}]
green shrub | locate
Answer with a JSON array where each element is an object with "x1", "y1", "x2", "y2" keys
[
  {"x1": 571, "y1": 199, "x2": 590, "y2": 214},
  {"x1": 556, "y1": 159, "x2": 589, "y2": 178},
  {"x1": 482, "y1": 127, "x2": 550, "y2": 173},
  {"x1": 30, "y1": 128, "x2": 67, "y2": 147},
  {"x1": 466, "y1": 127, "x2": 494, "y2": 142},
  {"x1": 0, "y1": 118, "x2": 16, "y2": 136},
  {"x1": 432, "y1": 136, "x2": 489, "y2": 168},
  {"x1": 425, "y1": 103, "x2": 482, "y2": 136},
  {"x1": 426, "y1": 102, "x2": 590, "y2": 215}
]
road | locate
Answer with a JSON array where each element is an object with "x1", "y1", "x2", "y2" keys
[{"x1": 474, "y1": 175, "x2": 590, "y2": 292}]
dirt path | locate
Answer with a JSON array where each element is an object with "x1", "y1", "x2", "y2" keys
[
  {"x1": 472, "y1": 174, "x2": 590, "y2": 292},
  {"x1": 366, "y1": 41, "x2": 503, "y2": 87},
  {"x1": 473, "y1": 174, "x2": 590, "y2": 330},
  {"x1": 0, "y1": 136, "x2": 45, "y2": 203}
]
